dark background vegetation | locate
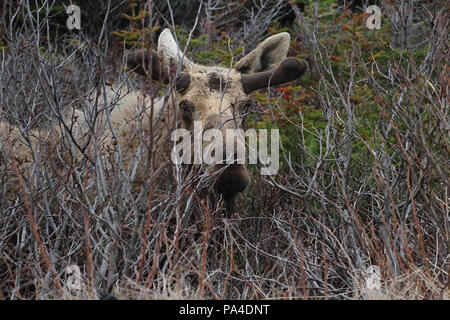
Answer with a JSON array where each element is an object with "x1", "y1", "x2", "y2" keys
[{"x1": 0, "y1": 0, "x2": 448, "y2": 299}]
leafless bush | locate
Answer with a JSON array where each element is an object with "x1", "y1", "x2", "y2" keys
[
  {"x1": 0, "y1": 0, "x2": 448, "y2": 300},
  {"x1": 260, "y1": 0, "x2": 449, "y2": 299}
]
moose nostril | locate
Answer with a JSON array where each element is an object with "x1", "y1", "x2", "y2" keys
[{"x1": 179, "y1": 100, "x2": 194, "y2": 121}]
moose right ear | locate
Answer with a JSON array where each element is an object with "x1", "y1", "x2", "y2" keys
[
  {"x1": 126, "y1": 49, "x2": 166, "y2": 82},
  {"x1": 235, "y1": 32, "x2": 291, "y2": 74}
]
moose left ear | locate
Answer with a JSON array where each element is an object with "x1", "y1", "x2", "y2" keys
[
  {"x1": 127, "y1": 49, "x2": 165, "y2": 81},
  {"x1": 235, "y1": 32, "x2": 290, "y2": 74}
]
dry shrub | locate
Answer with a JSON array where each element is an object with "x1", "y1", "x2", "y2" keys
[{"x1": 0, "y1": 0, "x2": 448, "y2": 300}]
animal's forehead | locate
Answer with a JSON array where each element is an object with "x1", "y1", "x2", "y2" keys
[
  {"x1": 183, "y1": 64, "x2": 245, "y2": 98},
  {"x1": 190, "y1": 64, "x2": 234, "y2": 75},
  {"x1": 189, "y1": 64, "x2": 240, "y2": 83}
]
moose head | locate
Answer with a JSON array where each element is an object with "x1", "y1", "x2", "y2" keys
[{"x1": 127, "y1": 28, "x2": 307, "y2": 216}]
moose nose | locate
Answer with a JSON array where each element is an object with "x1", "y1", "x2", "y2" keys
[
  {"x1": 213, "y1": 164, "x2": 250, "y2": 217},
  {"x1": 213, "y1": 163, "x2": 250, "y2": 218},
  {"x1": 214, "y1": 164, "x2": 250, "y2": 195}
]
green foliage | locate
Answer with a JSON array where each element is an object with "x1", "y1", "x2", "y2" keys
[
  {"x1": 114, "y1": 0, "x2": 440, "y2": 184},
  {"x1": 174, "y1": 28, "x2": 244, "y2": 67}
]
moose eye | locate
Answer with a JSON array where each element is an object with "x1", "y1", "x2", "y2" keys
[{"x1": 179, "y1": 100, "x2": 194, "y2": 121}]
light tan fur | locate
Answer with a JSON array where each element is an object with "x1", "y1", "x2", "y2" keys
[{"x1": 0, "y1": 28, "x2": 305, "y2": 215}]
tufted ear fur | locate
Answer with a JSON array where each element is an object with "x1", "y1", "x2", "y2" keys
[
  {"x1": 235, "y1": 32, "x2": 290, "y2": 74},
  {"x1": 157, "y1": 28, "x2": 193, "y2": 72}
]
